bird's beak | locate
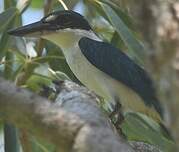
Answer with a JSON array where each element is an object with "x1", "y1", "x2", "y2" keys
[{"x1": 8, "y1": 21, "x2": 50, "y2": 37}]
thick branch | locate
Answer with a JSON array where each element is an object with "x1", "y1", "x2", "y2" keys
[{"x1": 0, "y1": 78, "x2": 135, "y2": 152}]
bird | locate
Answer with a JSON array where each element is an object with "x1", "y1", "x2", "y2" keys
[{"x1": 8, "y1": 10, "x2": 163, "y2": 123}]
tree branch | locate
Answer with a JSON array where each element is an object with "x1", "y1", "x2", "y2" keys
[{"x1": 0, "y1": 78, "x2": 136, "y2": 152}]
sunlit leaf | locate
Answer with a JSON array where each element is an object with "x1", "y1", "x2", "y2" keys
[{"x1": 26, "y1": 42, "x2": 37, "y2": 58}]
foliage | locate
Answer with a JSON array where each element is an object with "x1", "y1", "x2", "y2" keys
[{"x1": 0, "y1": 0, "x2": 176, "y2": 151}]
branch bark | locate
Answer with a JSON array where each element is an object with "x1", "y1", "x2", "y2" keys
[
  {"x1": 0, "y1": 77, "x2": 163, "y2": 152},
  {"x1": 0, "y1": 78, "x2": 135, "y2": 152},
  {"x1": 0, "y1": 78, "x2": 160, "y2": 152}
]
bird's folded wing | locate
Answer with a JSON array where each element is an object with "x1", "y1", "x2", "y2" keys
[{"x1": 79, "y1": 37, "x2": 163, "y2": 116}]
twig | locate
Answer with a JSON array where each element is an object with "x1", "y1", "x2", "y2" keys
[{"x1": 58, "y1": 0, "x2": 69, "y2": 10}]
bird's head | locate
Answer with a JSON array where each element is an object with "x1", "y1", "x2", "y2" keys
[
  {"x1": 8, "y1": 10, "x2": 92, "y2": 37},
  {"x1": 8, "y1": 10, "x2": 98, "y2": 48}
]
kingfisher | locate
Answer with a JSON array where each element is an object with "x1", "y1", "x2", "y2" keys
[{"x1": 8, "y1": 10, "x2": 163, "y2": 122}]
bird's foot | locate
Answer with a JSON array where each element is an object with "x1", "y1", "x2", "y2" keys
[
  {"x1": 39, "y1": 80, "x2": 64, "y2": 100},
  {"x1": 109, "y1": 102, "x2": 124, "y2": 124},
  {"x1": 39, "y1": 84, "x2": 56, "y2": 99},
  {"x1": 109, "y1": 102, "x2": 125, "y2": 136}
]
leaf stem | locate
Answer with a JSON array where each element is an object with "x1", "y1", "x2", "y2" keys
[{"x1": 58, "y1": 0, "x2": 68, "y2": 10}]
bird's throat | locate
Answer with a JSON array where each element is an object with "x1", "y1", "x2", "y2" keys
[{"x1": 42, "y1": 29, "x2": 101, "y2": 50}]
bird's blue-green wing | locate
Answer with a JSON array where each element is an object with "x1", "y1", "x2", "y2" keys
[{"x1": 79, "y1": 37, "x2": 163, "y2": 116}]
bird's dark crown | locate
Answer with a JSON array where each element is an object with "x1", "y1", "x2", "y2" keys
[{"x1": 41, "y1": 10, "x2": 92, "y2": 31}]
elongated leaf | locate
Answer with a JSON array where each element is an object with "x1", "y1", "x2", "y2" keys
[
  {"x1": 4, "y1": 123, "x2": 20, "y2": 152},
  {"x1": 26, "y1": 74, "x2": 52, "y2": 92},
  {"x1": 0, "y1": 7, "x2": 18, "y2": 32},
  {"x1": 122, "y1": 112, "x2": 177, "y2": 152},
  {"x1": 4, "y1": 52, "x2": 14, "y2": 79},
  {"x1": 32, "y1": 56, "x2": 64, "y2": 63},
  {"x1": 0, "y1": 32, "x2": 10, "y2": 60},
  {"x1": 84, "y1": 0, "x2": 108, "y2": 20},
  {"x1": 16, "y1": 0, "x2": 31, "y2": 14},
  {"x1": 94, "y1": 0, "x2": 136, "y2": 30},
  {"x1": 49, "y1": 69, "x2": 71, "y2": 81},
  {"x1": 45, "y1": 41, "x2": 77, "y2": 81},
  {"x1": 31, "y1": 136, "x2": 55, "y2": 152},
  {"x1": 111, "y1": 31, "x2": 126, "y2": 50},
  {"x1": 0, "y1": 7, "x2": 18, "y2": 61},
  {"x1": 12, "y1": 64, "x2": 24, "y2": 81},
  {"x1": 98, "y1": 2, "x2": 146, "y2": 65},
  {"x1": 4, "y1": 0, "x2": 16, "y2": 9},
  {"x1": 11, "y1": 37, "x2": 27, "y2": 56}
]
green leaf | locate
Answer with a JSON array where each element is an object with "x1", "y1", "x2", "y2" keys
[
  {"x1": 32, "y1": 56, "x2": 65, "y2": 64},
  {"x1": 111, "y1": 31, "x2": 126, "y2": 50},
  {"x1": 4, "y1": 123, "x2": 20, "y2": 152},
  {"x1": 45, "y1": 41, "x2": 77, "y2": 81},
  {"x1": 122, "y1": 112, "x2": 177, "y2": 152},
  {"x1": 48, "y1": 69, "x2": 71, "y2": 81},
  {"x1": 84, "y1": 0, "x2": 109, "y2": 24},
  {"x1": 31, "y1": 136, "x2": 55, "y2": 152},
  {"x1": 4, "y1": 51, "x2": 14, "y2": 79},
  {"x1": 26, "y1": 74, "x2": 52, "y2": 92},
  {"x1": 12, "y1": 64, "x2": 24, "y2": 81},
  {"x1": 97, "y1": 2, "x2": 146, "y2": 65},
  {"x1": 4, "y1": 0, "x2": 16, "y2": 9},
  {"x1": 0, "y1": 7, "x2": 19, "y2": 61},
  {"x1": 95, "y1": 0, "x2": 136, "y2": 30},
  {"x1": 0, "y1": 7, "x2": 18, "y2": 33},
  {"x1": 0, "y1": 32, "x2": 11, "y2": 60},
  {"x1": 31, "y1": 0, "x2": 44, "y2": 9},
  {"x1": 16, "y1": 0, "x2": 31, "y2": 14},
  {"x1": 10, "y1": 37, "x2": 27, "y2": 56}
]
